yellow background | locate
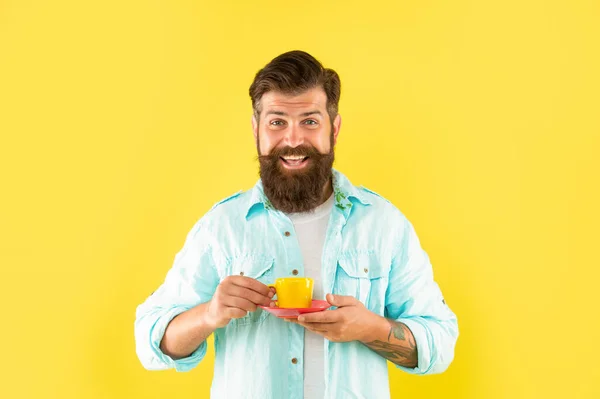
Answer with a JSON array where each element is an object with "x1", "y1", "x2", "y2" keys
[{"x1": 1, "y1": 0, "x2": 599, "y2": 398}]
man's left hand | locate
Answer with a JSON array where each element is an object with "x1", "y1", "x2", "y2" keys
[{"x1": 288, "y1": 293, "x2": 381, "y2": 343}]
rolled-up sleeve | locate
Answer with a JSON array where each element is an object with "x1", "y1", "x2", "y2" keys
[
  {"x1": 385, "y1": 216, "x2": 459, "y2": 375},
  {"x1": 134, "y1": 219, "x2": 220, "y2": 372}
]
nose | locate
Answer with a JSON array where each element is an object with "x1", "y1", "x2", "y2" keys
[{"x1": 283, "y1": 124, "x2": 304, "y2": 148}]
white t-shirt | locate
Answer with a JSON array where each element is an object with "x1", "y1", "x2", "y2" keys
[{"x1": 286, "y1": 193, "x2": 334, "y2": 399}]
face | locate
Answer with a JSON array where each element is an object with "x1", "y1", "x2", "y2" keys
[{"x1": 253, "y1": 87, "x2": 342, "y2": 213}]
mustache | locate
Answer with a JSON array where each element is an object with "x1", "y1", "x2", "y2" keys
[{"x1": 258, "y1": 145, "x2": 325, "y2": 161}]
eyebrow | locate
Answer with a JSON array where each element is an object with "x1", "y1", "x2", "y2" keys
[{"x1": 265, "y1": 110, "x2": 323, "y2": 117}]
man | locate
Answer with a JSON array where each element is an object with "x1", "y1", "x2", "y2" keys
[{"x1": 135, "y1": 50, "x2": 458, "y2": 399}]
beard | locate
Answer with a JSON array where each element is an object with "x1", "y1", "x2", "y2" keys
[{"x1": 257, "y1": 134, "x2": 334, "y2": 214}]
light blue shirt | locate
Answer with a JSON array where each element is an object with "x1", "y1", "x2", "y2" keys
[{"x1": 134, "y1": 169, "x2": 458, "y2": 399}]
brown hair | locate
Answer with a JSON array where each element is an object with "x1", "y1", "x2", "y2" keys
[{"x1": 249, "y1": 50, "x2": 341, "y2": 122}]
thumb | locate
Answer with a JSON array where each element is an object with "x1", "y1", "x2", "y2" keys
[{"x1": 326, "y1": 293, "x2": 357, "y2": 307}]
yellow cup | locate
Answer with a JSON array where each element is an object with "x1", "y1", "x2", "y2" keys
[{"x1": 268, "y1": 277, "x2": 314, "y2": 308}]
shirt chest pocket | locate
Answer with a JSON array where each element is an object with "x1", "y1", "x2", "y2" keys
[
  {"x1": 226, "y1": 254, "x2": 274, "y2": 327},
  {"x1": 333, "y1": 253, "x2": 389, "y2": 315}
]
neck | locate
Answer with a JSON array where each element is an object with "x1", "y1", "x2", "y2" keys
[{"x1": 319, "y1": 177, "x2": 334, "y2": 206}]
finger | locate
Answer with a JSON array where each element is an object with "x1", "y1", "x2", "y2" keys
[
  {"x1": 225, "y1": 307, "x2": 248, "y2": 319},
  {"x1": 298, "y1": 310, "x2": 341, "y2": 323},
  {"x1": 229, "y1": 276, "x2": 272, "y2": 296},
  {"x1": 297, "y1": 321, "x2": 330, "y2": 332},
  {"x1": 222, "y1": 296, "x2": 258, "y2": 312},
  {"x1": 326, "y1": 293, "x2": 358, "y2": 307},
  {"x1": 224, "y1": 285, "x2": 272, "y2": 306}
]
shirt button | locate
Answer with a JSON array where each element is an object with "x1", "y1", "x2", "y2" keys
[
  {"x1": 284, "y1": 231, "x2": 291, "y2": 237},
  {"x1": 291, "y1": 358, "x2": 298, "y2": 364},
  {"x1": 363, "y1": 268, "x2": 368, "y2": 273},
  {"x1": 292, "y1": 269, "x2": 299, "y2": 275},
  {"x1": 239, "y1": 271, "x2": 244, "y2": 276}
]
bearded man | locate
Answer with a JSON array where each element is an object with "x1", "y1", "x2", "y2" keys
[{"x1": 135, "y1": 50, "x2": 458, "y2": 399}]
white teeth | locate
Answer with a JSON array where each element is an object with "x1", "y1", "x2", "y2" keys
[{"x1": 283, "y1": 155, "x2": 305, "y2": 160}]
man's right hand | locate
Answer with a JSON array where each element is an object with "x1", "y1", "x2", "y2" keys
[{"x1": 206, "y1": 276, "x2": 275, "y2": 328}]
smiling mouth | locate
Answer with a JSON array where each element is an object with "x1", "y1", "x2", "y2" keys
[{"x1": 280, "y1": 156, "x2": 310, "y2": 168}]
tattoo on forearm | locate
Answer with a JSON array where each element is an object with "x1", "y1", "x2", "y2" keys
[
  {"x1": 365, "y1": 320, "x2": 418, "y2": 368},
  {"x1": 387, "y1": 321, "x2": 406, "y2": 341}
]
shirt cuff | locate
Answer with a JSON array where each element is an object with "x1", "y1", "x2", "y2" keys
[
  {"x1": 150, "y1": 306, "x2": 208, "y2": 372},
  {"x1": 393, "y1": 317, "x2": 432, "y2": 375}
]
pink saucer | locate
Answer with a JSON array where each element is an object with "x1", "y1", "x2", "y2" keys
[{"x1": 259, "y1": 300, "x2": 331, "y2": 319}]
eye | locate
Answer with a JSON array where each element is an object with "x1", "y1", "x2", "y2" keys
[
  {"x1": 270, "y1": 120, "x2": 286, "y2": 126},
  {"x1": 302, "y1": 119, "x2": 318, "y2": 126}
]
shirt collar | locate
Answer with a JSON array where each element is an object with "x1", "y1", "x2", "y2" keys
[{"x1": 245, "y1": 168, "x2": 371, "y2": 220}]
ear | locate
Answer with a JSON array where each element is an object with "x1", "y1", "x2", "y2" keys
[
  {"x1": 332, "y1": 114, "x2": 341, "y2": 145},
  {"x1": 252, "y1": 115, "x2": 258, "y2": 140}
]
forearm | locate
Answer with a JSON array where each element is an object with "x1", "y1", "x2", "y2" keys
[
  {"x1": 159, "y1": 301, "x2": 217, "y2": 360},
  {"x1": 360, "y1": 315, "x2": 418, "y2": 368}
]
